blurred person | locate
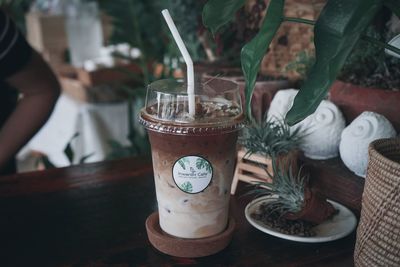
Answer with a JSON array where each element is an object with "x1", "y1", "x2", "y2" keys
[{"x1": 0, "y1": 9, "x2": 60, "y2": 175}]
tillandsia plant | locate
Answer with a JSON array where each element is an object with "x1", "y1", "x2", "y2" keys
[
  {"x1": 252, "y1": 160, "x2": 306, "y2": 216},
  {"x1": 240, "y1": 119, "x2": 302, "y2": 158},
  {"x1": 252, "y1": 157, "x2": 336, "y2": 224},
  {"x1": 203, "y1": 0, "x2": 400, "y2": 125}
]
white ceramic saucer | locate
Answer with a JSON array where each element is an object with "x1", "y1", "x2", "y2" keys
[{"x1": 245, "y1": 196, "x2": 357, "y2": 243}]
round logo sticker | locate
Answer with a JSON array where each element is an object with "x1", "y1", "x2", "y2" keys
[{"x1": 172, "y1": 156, "x2": 213, "y2": 194}]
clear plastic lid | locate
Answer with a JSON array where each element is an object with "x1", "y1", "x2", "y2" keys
[{"x1": 139, "y1": 78, "x2": 245, "y2": 134}]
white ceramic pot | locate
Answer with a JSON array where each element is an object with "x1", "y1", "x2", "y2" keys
[
  {"x1": 297, "y1": 100, "x2": 346, "y2": 160},
  {"x1": 267, "y1": 89, "x2": 298, "y2": 122},
  {"x1": 267, "y1": 90, "x2": 345, "y2": 160},
  {"x1": 340, "y1": 111, "x2": 397, "y2": 177}
]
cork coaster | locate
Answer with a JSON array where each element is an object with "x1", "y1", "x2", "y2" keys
[{"x1": 145, "y1": 212, "x2": 235, "y2": 258}]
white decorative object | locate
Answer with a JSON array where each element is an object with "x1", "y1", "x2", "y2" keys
[
  {"x1": 340, "y1": 111, "x2": 397, "y2": 177},
  {"x1": 297, "y1": 100, "x2": 346, "y2": 160},
  {"x1": 267, "y1": 90, "x2": 345, "y2": 159},
  {"x1": 267, "y1": 89, "x2": 298, "y2": 121}
]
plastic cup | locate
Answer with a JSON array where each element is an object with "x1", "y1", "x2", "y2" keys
[{"x1": 139, "y1": 78, "x2": 244, "y2": 238}]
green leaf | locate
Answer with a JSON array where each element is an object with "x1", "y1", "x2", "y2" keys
[
  {"x1": 108, "y1": 140, "x2": 124, "y2": 150},
  {"x1": 241, "y1": 0, "x2": 285, "y2": 120},
  {"x1": 202, "y1": 0, "x2": 245, "y2": 35},
  {"x1": 178, "y1": 159, "x2": 187, "y2": 170},
  {"x1": 180, "y1": 181, "x2": 193, "y2": 193},
  {"x1": 79, "y1": 153, "x2": 94, "y2": 164},
  {"x1": 64, "y1": 133, "x2": 79, "y2": 164},
  {"x1": 384, "y1": 0, "x2": 400, "y2": 17},
  {"x1": 285, "y1": 0, "x2": 383, "y2": 125},
  {"x1": 196, "y1": 158, "x2": 205, "y2": 169},
  {"x1": 196, "y1": 158, "x2": 212, "y2": 173},
  {"x1": 206, "y1": 163, "x2": 212, "y2": 174}
]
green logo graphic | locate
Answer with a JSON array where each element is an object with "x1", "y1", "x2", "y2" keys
[
  {"x1": 173, "y1": 156, "x2": 213, "y2": 194},
  {"x1": 180, "y1": 181, "x2": 193, "y2": 193},
  {"x1": 196, "y1": 158, "x2": 212, "y2": 174},
  {"x1": 178, "y1": 158, "x2": 189, "y2": 170}
]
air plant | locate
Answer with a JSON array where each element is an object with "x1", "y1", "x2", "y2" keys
[
  {"x1": 240, "y1": 118, "x2": 302, "y2": 158},
  {"x1": 251, "y1": 157, "x2": 337, "y2": 224},
  {"x1": 252, "y1": 158, "x2": 307, "y2": 216}
]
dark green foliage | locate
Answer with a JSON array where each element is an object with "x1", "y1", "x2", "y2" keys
[
  {"x1": 384, "y1": 0, "x2": 400, "y2": 17},
  {"x1": 165, "y1": 0, "x2": 207, "y2": 62},
  {"x1": 251, "y1": 158, "x2": 306, "y2": 215},
  {"x1": 241, "y1": 0, "x2": 284, "y2": 121},
  {"x1": 99, "y1": 0, "x2": 166, "y2": 65},
  {"x1": 203, "y1": 0, "x2": 267, "y2": 65},
  {"x1": 38, "y1": 133, "x2": 93, "y2": 169},
  {"x1": 285, "y1": 50, "x2": 315, "y2": 82},
  {"x1": 79, "y1": 153, "x2": 95, "y2": 164},
  {"x1": 285, "y1": 0, "x2": 383, "y2": 125},
  {"x1": 203, "y1": 0, "x2": 400, "y2": 125},
  {"x1": 202, "y1": 0, "x2": 245, "y2": 36},
  {"x1": 106, "y1": 138, "x2": 149, "y2": 160},
  {"x1": 98, "y1": 0, "x2": 167, "y2": 159},
  {"x1": 338, "y1": 27, "x2": 400, "y2": 90},
  {"x1": 289, "y1": 25, "x2": 400, "y2": 90},
  {"x1": 0, "y1": 0, "x2": 34, "y2": 33},
  {"x1": 106, "y1": 87, "x2": 151, "y2": 160},
  {"x1": 240, "y1": 119, "x2": 302, "y2": 158},
  {"x1": 63, "y1": 133, "x2": 79, "y2": 164}
]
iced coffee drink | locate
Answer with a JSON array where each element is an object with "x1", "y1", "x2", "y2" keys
[{"x1": 139, "y1": 78, "x2": 244, "y2": 238}]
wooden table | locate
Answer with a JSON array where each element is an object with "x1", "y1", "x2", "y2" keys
[{"x1": 0, "y1": 157, "x2": 357, "y2": 267}]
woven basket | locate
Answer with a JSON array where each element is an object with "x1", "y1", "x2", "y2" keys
[{"x1": 354, "y1": 138, "x2": 400, "y2": 267}]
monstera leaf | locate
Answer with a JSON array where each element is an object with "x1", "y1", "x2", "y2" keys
[
  {"x1": 203, "y1": 0, "x2": 400, "y2": 124},
  {"x1": 202, "y1": 0, "x2": 246, "y2": 35},
  {"x1": 285, "y1": 0, "x2": 383, "y2": 125},
  {"x1": 241, "y1": 0, "x2": 285, "y2": 120}
]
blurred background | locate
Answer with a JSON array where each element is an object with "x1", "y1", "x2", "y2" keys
[{"x1": 2, "y1": 0, "x2": 398, "y2": 172}]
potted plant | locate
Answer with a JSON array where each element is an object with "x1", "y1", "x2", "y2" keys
[
  {"x1": 203, "y1": 0, "x2": 400, "y2": 125},
  {"x1": 286, "y1": 22, "x2": 400, "y2": 132},
  {"x1": 201, "y1": 0, "x2": 292, "y2": 122},
  {"x1": 250, "y1": 157, "x2": 337, "y2": 234},
  {"x1": 240, "y1": 118, "x2": 301, "y2": 160},
  {"x1": 231, "y1": 118, "x2": 301, "y2": 194},
  {"x1": 330, "y1": 22, "x2": 400, "y2": 132}
]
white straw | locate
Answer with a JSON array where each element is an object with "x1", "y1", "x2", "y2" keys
[{"x1": 161, "y1": 9, "x2": 195, "y2": 117}]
